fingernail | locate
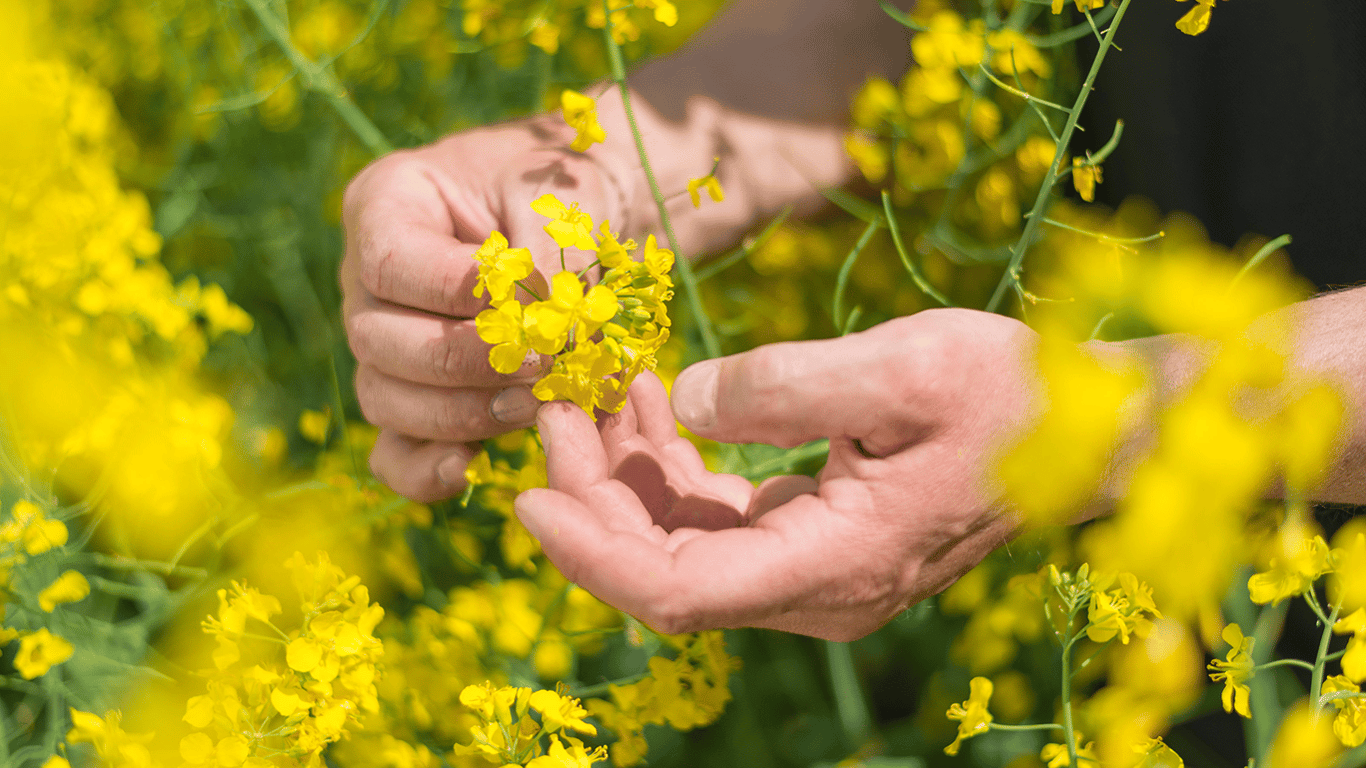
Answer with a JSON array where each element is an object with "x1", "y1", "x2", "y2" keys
[
  {"x1": 491, "y1": 385, "x2": 542, "y2": 425},
  {"x1": 436, "y1": 452, "x2": 467, "y2": 489},
  {"x1": 672, "y1": 362, "x2": 719, "y2": 431}
]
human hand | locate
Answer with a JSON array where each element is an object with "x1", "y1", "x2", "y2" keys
[
  {"x1": 341, "y1": 117, "x2": 634, "y2": 502},
  {"x1": 517, "y1": 309, "x2": 1041, "y2": 641}
]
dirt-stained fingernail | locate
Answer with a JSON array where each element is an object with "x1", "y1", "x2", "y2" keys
[{"x1": 491, "y1": 385, "x2": 541, "y2": 425}]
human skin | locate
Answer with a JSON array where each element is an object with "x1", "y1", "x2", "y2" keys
[
  {"x1": 516, "y1": 290, "x2": 1366, "y2": 641},
  {"x1": 340, "y1": 0, "x2": 908, "y2": 501}
]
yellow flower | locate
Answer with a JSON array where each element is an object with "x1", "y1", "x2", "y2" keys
[
  {"x1": 525, "y1": 735, "x2": 608, "y2": 768},
  {"x1": 529, "y1": 689, "x2": 597, "y2": 735},
  {"x1": 473, "y1": 230, "x2": 534, "y2": 304},
  {"x1": 851, "y1": 77, "x2": 900, "y2": 131},
  {"x1": 944, "y1": 676, "x2": 993, "y2": 755},
  {"x1": 1207, "y1": 623, "x2": 1255, "y2": 718},
  {"x1": 532, "y1": 340, "x2": 622, "y2": 413},
  {"x1": 1249, "y1": 532, "x2": 1332, "y2": 605},
  {"x1": 1334, "y1": 608, "x2": 1366, "y2": 681},
  {"x1": 523, "y1": 272, "x2": 618, "y2": 354},
  {"x1": 1268, "y1": 700, "x2": 1343, "y2": 766},
  {"x1": 1072, "y1": 158, "x2": 1102, "y2": 202},
  {"x1": 561, "y1": 90, "x2": 606, "y2": 152},
  {"x1": 14, "y1": 628, "x2": 75, "y2": 679},
  {"x1": 1132, "y1": 737, "x2": 1184, "y2": 768},
  {"x1": 1175, "y1": 0, "x2": 1217, "y2": 36},
  {"x1": 1323, "y1": 676, "x2": 1366, "y2": 747},
  {"x1": 531, "y1": 194, "x2": 598, "y2": 251},
  {"x1": 1051, "y1": 0, "x2": 1105, "y2": 12},
  {"x1": 476, "y1": 301, "x2": 536, "y2": 372},
  {"x1": 686, "y1": 173, "x2": 724, "y2": 208},
  {"x1": 38, "y1": 570, "x2": 90, "y2": 612},
  {"x1": 1, "y1": 500, "x2": 69, "y2": 555},
  {"x1": 299, "y1": 408, "x2": 330, "y2": 445},
  {"x1": 844, "y1": 134, "x2": 889, "y2": 183},
  {"x1": 1085, "y1": 572, "x2": 1160, "y2": 644},
  {"x1": 633, "y1": 0, "x2": 677, "y2": 26},
  {"x1": 1040, "y1": 735, "x2": 1098, "y2": 768}
]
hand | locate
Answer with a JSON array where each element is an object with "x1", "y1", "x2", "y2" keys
[
  {"x1": 341, "y1": 118, "x2": 631, "y2": 502},
  {"x1": 516, "y1": 309, "x2": 1039, "y2": 641}
]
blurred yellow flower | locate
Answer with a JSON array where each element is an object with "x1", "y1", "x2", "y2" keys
[
  {"x1": 1268, "y1": 700, "x2": 1343, "y2": 766},
  {"x1": 1040, "y1": 733, "x2": 1097, "y2": 767},
  {"x1": 1073, "y1": 158, "x2": 1102, "y2": 202},
  {"x1": 14, "y1": 628, "x2": 75, "y2": 679},
  {"x1": 38, "y1": 570, "x2": 90, "y2": 612},
  {"x1": 687, "y1": 172, "x2": 724, "y2": 208},
  {"x1": 561, "y1": 90, "x2": 606, "y2": 152}
]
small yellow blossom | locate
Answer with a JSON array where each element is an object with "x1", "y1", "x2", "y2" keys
[
  {"x1": 529, "y1": 689, "x2": 596, "y2": 735},
  {"x1": 38, "y1": 570, "x2": 91, "y2": 612},
  {"x1": 1174, "y1": 0, "x2": 1217, "y2": 36},
  {"x1": 1248, "y1": 531, "x2": 1332, "y2": 605},
  {"x1": 1133, "y1": 737, "x2": 1184, "y2": 768},
  {"x1": 299, "y1": 408, "x2": 330, "y2": 444},
  {"x1": 561, "y1": 90, "x2": 606, "y2": 152},
  {"x1": 14, "y1": 628, "x2": 75, "y2": 679},
  {"x1": 473, "y1": 230, "x2": 534, "y2": 304},
  {"x1": 1207, "y1": 623, "x2": 1255, "y2": 718},
  {"x1": 1268, "y1": 700, "x2": 1343, "y2": 766},
  {"x1": 523, "y1": 272, "x2": 618, "y2": 354},
  {"x1": 1, "y1": 501, "x2": 69, "y2": 555},
  {"x1": 944, "y1": 676, "x2": 993, "y2": 755},
  {"x1": 633, "y1": 0, "x2": 678, "y2": 26},
  {"x1": 1040, "y1": 734, "x2": 1098, "y2": 768},
  {"x1": 531, "y1": 194, "x2": 598, "y2": 251},
  {"x1": 477, "y1": 300, "x2": 535, "y2": 374},
  {"x1": 532, "y1": 339, "x2": 623, "y2": 413},
  {"x1": 1073, "y1": 158, "x2": 1102, "y2": 202},
  {"x1": 687, "y1": 172, "x2": 724, "y2": 208}
]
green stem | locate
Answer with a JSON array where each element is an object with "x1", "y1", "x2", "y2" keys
[
  {"x1": 985, "y1": 0, "x2": 1132, "y2": 313},
  {"x1": 570, "y1": 672, "x2": 648, "y2": 699},
  {"x1": 1254, "y1": 658, "x2": 1316, "y2": 673},
  {"x1": 1060, "y1": 608, "x2": 1081, "y2": 766},
  {"x1": 833, "y1": 219, "x2": 882, "y2": 332},
  {"x1": 1312, "y1": 602, "x2": 1343, "y2": 714},
  {"x1": 991, "y1": 722, "x2": 1065, "y2": 732},
  {"x1": 241, "y1": 0, "x2": 394, "y2": 156},
  {"x1": 601, "y1": 5, "x2": 720, "y2": 359},
  {"x1": 825, "y1": 640, "x2": 873, "y2": 748},
  {"x1": 882, "y1": 192, "x2": 952, "y2": 307}
]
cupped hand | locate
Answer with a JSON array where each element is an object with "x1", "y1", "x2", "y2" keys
[
  {"x1": 516, "y1": 309, "x2": 1040, "y2": 641},
  {"x1": 341, "y1": 118, "x2": 633, "y2": 502}
]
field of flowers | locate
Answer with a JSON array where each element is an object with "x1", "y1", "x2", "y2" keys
[{"x1": 1, "y1": 0, "x2": 1363, "y2": 766}]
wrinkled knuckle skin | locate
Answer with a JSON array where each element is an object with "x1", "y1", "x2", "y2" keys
[
  {"x1": 430, "y1": 337, "x2": 463, "y2": 383},
  {"x1": 354, "y1": 369, "x2": 385, "y2": 428},
  {"x1": 345, "y1": 313, "x2": 374, "y2": 366},
  {"x1": 643, "y1": 600, "x2": 704, "y2": 636},
  {"x1": 435, "y1": 398, "x2": 483, "y2": 442}
]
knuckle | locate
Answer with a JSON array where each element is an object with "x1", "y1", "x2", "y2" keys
[
  {"x1": 642, "y1": 595, "x2": 703, "y2": 636},
  {"x1": 434, "y1": 397, "x2": 484, "y2": 441}
]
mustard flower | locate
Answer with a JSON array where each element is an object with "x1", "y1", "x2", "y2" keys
[
  {"x1": 38, "y1": 570, "x2": 90, "y2": 612},
  {"x1": 1084, "y1": 572, "x2": 1160, "y2": 644},
  {"x1": 14, "y1": 628, "x2": 74, "y2": 679},
  {"x1": 561, "y1": 90, "x2": 606, "y2": 152},
  {"x1": 1132, "y1": 737, "x2": 1184, "y2": 768},
  {"x1": 1323, "y1": 675, "x2": 1366, "y2": 747},
  {"x1": 529, "y1": 689, "x2": 597, "y2": 735},
  {"x1": 532, "y1": 194, "x2": 598, "y2": 251},
  {"x1": 1040, "y1": 734, "x2": 1098, "y2": 768},
  {"x1": 1072, "y1": 158, "x2": 1102, "y2": 202},
  {"x1": 473, "y1": 230, "x2": 534, "y2": 304},
  {"x1": 1248, "y1": 533, "x2": 1333, "y2": 605},
  {"x1": 1268, "y1": 700, "x2": 1343, "y2": 766},
  {"x1": 533, "y1": 340, "x2": 622, "y2": 413},
  {"x1": 523, "y1": 272, "x2": 617, "y2": 354},
  {"x1": 1, "y1": 500, "x2": 69, "y2": 555},
  {"x1": 1175, "y1": 0, "x2": 1218, "y2": 36},
  {"x1": 632, "y1": 0, "x2": 678, "y2": 27},
  {"x1": 526, "y1": 735, "x2": 608, "y2": 768},
  {"x1": 687, "y1": 173, "x2": 724, "y2": 208},
  {"x1": 944, "y1": 676, "x2": 993, "y2": 755},
  {"x1": 1051, "y1": 0, "x2": 1105, "y2": 12},
  {"x1": 476, "y1": 300, "x2": 535, "y2": 373},
  {"x1": 1207, "y1": 623, "x2": 1255, "y2": 718},
  {"x1": 1335, "y1": 608, "x2": 1366, "y2": 682}
]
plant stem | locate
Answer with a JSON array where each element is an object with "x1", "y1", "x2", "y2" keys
[
  {"x1": 825, "y1": 640, "x2": 873, "y2": 748},
  {"x1": 600, "y1": 4, "x2": 721, "y2": 359},
  {"x1": 1255, "y1": 658, "x2": 1316, "y2": 673},
  {"x1": 985, "y1": 0, "x2": 1132, "y2": 313},
  {"x1": 241, "y1": 0, "x2": 394, "y2": 156},
  {"x1": 1060, "y1": 607, "x2": 1081, "y2": 766},
  {"x1": 1312, "y1": 602, "x2": 1343, "y2": 713}
]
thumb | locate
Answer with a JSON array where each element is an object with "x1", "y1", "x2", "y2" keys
[{"x1": 670, "y1": 330, "x2": 921, "y2": 448}]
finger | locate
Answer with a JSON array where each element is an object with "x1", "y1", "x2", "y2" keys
[
  {"x1": 356, "y1": 365, "x2": 542, "y2": 441},
  {"x1": 626, "y1": 371, "x2": 680, "y2": 446},
  {"x1": 669, "y1": 324, "x2": 932, "y2": 449},
  {"x1": 517, "y1": 488, "x2": 839, "y2": 634},
  {"x1": 747, "y1": 475, "x2": 819, "y2": 521},
  {"x1": 369, "y1": 429, "x2": 481, "y2": 502},
  {"x1": 538, "y1": 400, "x2": 612, "y2": 496},
  {"x1": 345, "y1": 293, "x2": 548, "y2": 387}
]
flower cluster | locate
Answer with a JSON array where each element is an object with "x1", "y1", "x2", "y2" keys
[
  {"x1": 461, "y1": 0, "x2": 679, "y2": 62},
  {"x1": 586, "y1": 631, "x2": 740, "y2": 767},
  {"x1": 454, "y1": 683, "x2": 606, "y2": 767},
  {"x1": 843, "y1": 6, "x2": 1053, "y2": 241},
  {"x1": 1050, "y1": 0, "x2": 1226, "y2": 36},
  {"x1": 189, "y1": 553, "x2": 384, "y2": 768},
  {"x1": 473, "y1": 194, "x2": 674, "y2": 416}
]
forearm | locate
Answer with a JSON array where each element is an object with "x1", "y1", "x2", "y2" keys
[
  {"x1": 580, "y1": 0, "x2": 912, "y2": 256},
  {"x1": 1104, "y1": 285, "x2": 1366, "y2": 505}
]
